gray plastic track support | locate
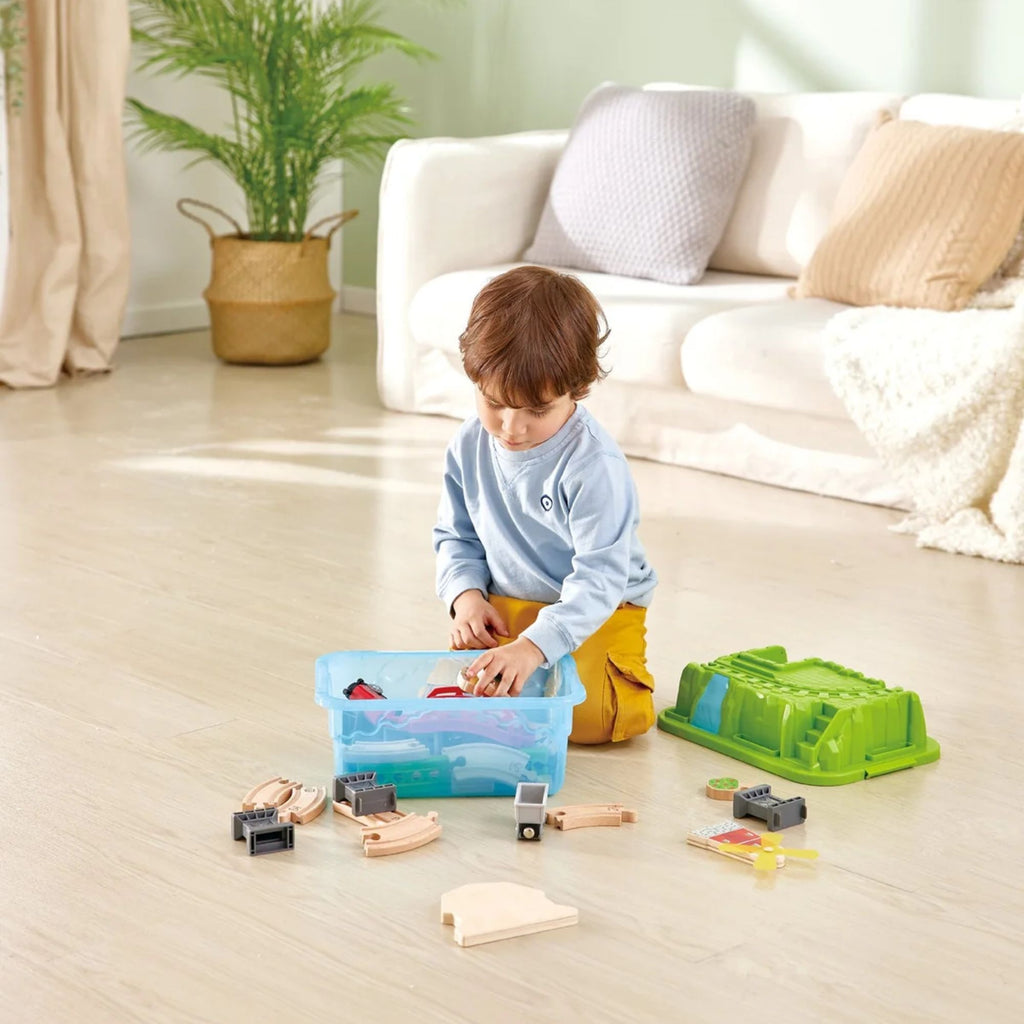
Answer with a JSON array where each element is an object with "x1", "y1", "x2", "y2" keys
[
  {"x1": 232, "y1": 807, "x2": 278, "y2": 840},
  {"x1": 732, "y1": 784, "x2": 807, "y2": 830},
  {"x1": 334, "y1": 771, "x2": 376, "y2": 803},
  {"x1": 334, "y1": 772, "x2": 398, "y2": 816},
  {"x1": 242, "y1": 819, "x2": 295, "y2": 855}
]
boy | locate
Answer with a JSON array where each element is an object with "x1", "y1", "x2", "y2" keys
[{"x1": 432, "y1": 266, "x2": 657, "y2": 744}]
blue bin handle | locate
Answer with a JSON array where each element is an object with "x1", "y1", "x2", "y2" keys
[{"x1": 554, "y1": 654, "x2": 587, "y2": 706}]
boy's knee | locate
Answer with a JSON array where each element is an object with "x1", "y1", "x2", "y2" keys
[{"x1": 569, "y1": 652, "x2": 655, "y2": 744}]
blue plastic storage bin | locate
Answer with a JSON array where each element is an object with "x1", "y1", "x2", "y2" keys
[{"x1": 314, "y1": 649, "x2": 585, "y2": 797}]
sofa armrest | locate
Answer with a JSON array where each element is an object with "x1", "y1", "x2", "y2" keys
[{"x1": 376, "y1": 130, "x2": 567, "y2": 411}]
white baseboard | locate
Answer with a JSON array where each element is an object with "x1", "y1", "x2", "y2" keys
[
  {"x1": 121, "y1": 300, "x2": 209, "y2": 339},
  {"x1": 121, "y1": 287, "x2": 374, "y2": 338},
  {"x1": 342, "y1": 286, "x2": 376, "y2": 316}
]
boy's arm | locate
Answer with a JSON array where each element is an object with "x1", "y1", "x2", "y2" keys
[
  {"x1": 433, "y1": 446, "x2": 492, "y2": 614},
  {"x1": 521, "y1": 455, "x2": 636, "y2": 665}
]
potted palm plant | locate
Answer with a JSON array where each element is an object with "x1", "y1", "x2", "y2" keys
[{"x1": 129, "y1": 0, "x2": 430, "y2": 365}]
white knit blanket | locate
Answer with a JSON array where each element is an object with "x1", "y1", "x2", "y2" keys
[{"x1": 824, "y1": 301, "x2": 1024, "y2": 563}]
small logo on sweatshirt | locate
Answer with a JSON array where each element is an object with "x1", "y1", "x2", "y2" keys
[{"x1": 540, "y1": 494, "x2": 553, "y2": 512}]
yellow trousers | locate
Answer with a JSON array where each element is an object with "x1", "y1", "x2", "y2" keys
[{"x1": 488, "y1": 594, "x2": 655, "y2": 745}]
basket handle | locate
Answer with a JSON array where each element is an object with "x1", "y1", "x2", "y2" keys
[
  {"x1": 302, "y1": 209, "x2": 359, "y2": 246},
  {"x1": 176, "y1": 198, "x2": 245, "y2": 242}
]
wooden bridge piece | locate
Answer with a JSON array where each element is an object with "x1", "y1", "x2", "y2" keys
[{"x1": 441, "y1": 883, "x2": 578, "y2": 947}]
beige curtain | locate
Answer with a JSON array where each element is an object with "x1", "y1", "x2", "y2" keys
[{"x1": 0, "y1": 0, "x2": 131, "y2": 388}]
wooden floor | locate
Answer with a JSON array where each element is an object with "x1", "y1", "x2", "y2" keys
[{"x1": 2, "y1": 315, "x2": 1022, "y2": 1023}]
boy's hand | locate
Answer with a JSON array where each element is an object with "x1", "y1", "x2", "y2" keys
[
  {"x1": 450, "y1": 590, "x2": 509, "y2": 650},
  {"x1": 467, "y1": 637, "x2": 545, "y2": 697}
]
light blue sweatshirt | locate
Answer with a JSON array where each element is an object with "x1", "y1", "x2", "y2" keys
[{"x1": 433, "y1": 404, "x2": 657, "y2": 666}]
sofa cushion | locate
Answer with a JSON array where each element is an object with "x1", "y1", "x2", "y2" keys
[
  {"x1": 409, "y1": 264, "x2": 794, "y2": 389},
  {"x1": 900, "y1": 94, "x2": 1024, "y2": 302},
  {"x1": 707, "y1": 91, "x2": 905, "y2": 278},
  {"x1": 408, "y1": 342, "x2": 907, "y2": 509},
  {"x1": 794, "y1": 118, "x2": 1024, "y2": 311},
  {"x1": 681, "y1": 298, "x2": 851, "y2": 419},
  {"x1": 523, "y1": 84, "x2": 755, "y2": 285}
]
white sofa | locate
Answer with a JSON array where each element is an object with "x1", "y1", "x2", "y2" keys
[{"x1": 375, "y1": 88, "x2": 1021, "y2": 508}]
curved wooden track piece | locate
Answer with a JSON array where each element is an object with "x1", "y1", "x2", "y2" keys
[
  {"x1": 442, "y1": 743, "x2": 530, "y2": 788},
  {"x1": 360, "y1": 812, "x2": 441, "y2": 857},
  {"x1": 545, "y1": 803, "x2": 638, "y2": 830},
  {"x1": 333, "y1": 798, "x2": 441, "y2": 855},
  {"x1": 277, "y1": 785, "x2": 327, "y2": 824},
  {"x1": 241, "y1": 777, "x2": 299, "y2": 811}
]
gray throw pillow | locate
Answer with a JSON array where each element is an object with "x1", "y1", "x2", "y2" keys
[{"x1": 525, "y1": 85, "x2": 756, "y2": 285}]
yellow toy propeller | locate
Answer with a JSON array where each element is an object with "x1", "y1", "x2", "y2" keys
[{"x1": 718, "y1": 831, "x2": 819, "y2": 871}]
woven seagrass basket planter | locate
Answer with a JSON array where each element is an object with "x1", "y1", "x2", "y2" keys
[{"x1": 179, "y1": 200, "x2": 357, "y2": 366}]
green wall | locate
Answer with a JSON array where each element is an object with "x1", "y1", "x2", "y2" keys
[{"x1": 343, "y1": 0, "x2": 1024, "y2": 288}]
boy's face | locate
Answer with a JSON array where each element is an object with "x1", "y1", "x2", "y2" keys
[{"x1": 475, "y1": 385, "x2": 576, "y2": 451}]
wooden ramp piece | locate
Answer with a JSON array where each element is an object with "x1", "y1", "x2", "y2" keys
[
  {"x1": 440, "y1": 883, "x2": 578, "y2": 947},
  {"x1": 545, "y1": 804, "x2": 639, "y2": 830}
]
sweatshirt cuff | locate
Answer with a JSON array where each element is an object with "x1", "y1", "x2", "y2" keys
[
  {"x1": 438, "y1": 570, "x2": 491, "y2": 617},
  {"x1": 521, "y1": 617, "x2": 573, "y2": 669}
]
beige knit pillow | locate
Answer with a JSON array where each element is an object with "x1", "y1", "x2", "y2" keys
[{"x1": 795, "y1": 117, "x2": 1024, "y2": 310}]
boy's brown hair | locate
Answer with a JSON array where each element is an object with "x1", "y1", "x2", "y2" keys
[{"x1": 459, "y1": 266, "x2": 609, "y2": 407}]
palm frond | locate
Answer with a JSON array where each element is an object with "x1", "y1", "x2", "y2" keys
[
  {"x1": 128, "y1": 0, "x2": 435, "y2": 240},
  {"x1": 127, "y1": 98, "x2": 243, "y2": 170},
  {"x1": 308, "y1": 84, "x2": 412, "y2": 165}
]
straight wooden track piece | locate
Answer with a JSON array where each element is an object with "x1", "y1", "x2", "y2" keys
[
  {"x1": 441, "y1": 883, "x2": 578, "y2": 947},
  {"x1": 276, "y1": 785, "x2": 327, "y2": 824},
  {"x1": 241, "y1": 777, "x2": 299, "y2": 811},
  {"x1": 545, "y1": 803, "x2": 639, "y2": 830}
]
